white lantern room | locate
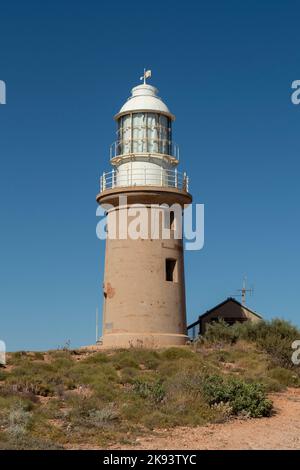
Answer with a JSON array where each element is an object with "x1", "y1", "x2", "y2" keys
[{"x1": 100, "y1": 72, "x2": 188, "y2": 192}]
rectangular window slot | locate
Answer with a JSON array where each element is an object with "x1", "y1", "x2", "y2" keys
[
  {"x1": 166, "y1": 258, "x2": 177, "y2": 282},
  {"x1": 164, "y1": 210, "x2": 175, "y2": 231}
]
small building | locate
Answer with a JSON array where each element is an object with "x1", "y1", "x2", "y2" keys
[{"x1": 187, "y1": 297, "x2": 263, "y2": 340}]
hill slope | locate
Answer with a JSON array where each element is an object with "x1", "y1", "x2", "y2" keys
[{"x1": 0, "y1": 319, "x2": 299, "y2": 450}]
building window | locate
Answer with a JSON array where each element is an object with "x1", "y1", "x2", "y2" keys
[
  {"x1": 165, "y1": 258, "x2": 177, "y2": 282},
  {"x1": 164, "y1": 209, "x2": 175, "y2": 231},
  {"x1": 170, "y1": 211, "x2": 175, "y2": 230}
]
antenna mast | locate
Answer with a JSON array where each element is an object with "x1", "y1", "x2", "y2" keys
[{"x1": 235, "y1": 276, "x2": 254, "y2": 305}]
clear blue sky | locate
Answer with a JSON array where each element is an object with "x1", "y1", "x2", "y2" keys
[{"x1": 0, "y1": 0, "x2": 299, "y2": 351}]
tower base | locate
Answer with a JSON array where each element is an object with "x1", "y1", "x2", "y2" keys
[{"x1": 101, "y1": 332, "x2": 189, "y2": 349}]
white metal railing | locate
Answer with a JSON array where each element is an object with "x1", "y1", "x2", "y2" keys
[
  {"x1": 100, "y1": 168, "x2": 189, "y2": 193},
  {"x1": 109, "y1": 141, "x2": 180, "y2": 161}
]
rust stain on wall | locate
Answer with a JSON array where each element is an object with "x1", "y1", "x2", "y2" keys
[{"x1": 103, "y1": 282, "x2": 116, "y2": 299}]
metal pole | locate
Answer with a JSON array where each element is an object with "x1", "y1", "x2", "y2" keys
[
  {"x1": 130, "y1": 113, "x2": 133, "y2": 154},
  {"x1": 96, "y1": 306, "x2": 98, "y2": 343}
]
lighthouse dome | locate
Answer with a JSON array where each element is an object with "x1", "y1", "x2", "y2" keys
[{"x1": 114, "y1": 84, "x2": 175, "y2": 120}]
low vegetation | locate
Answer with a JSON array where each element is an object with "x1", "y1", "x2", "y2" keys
[{"x1": 0, "y1": 319, "x2": 299, "y2": 449}]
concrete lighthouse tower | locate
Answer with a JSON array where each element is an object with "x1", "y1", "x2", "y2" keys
[{"x1": 96, "y1": 71, "x2": 192, "y2": 348}]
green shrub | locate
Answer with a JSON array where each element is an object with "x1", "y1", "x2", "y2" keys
[
  {"x1": 4, "y1": 359, "x2": 72, "y2": 397},
  {"x1": 128, "y1": 349, "x2": 161, "y2": 369},
  {"x1": 255, "y1": 376, "x2": 285, "y2": 393},
  {"x1": 72, "y1": 403, "x2": 119, "y2": 429},
  {"x1": 0, "y1": 370, "x2": 6, "y2": 381},
  {"x1": 86, "y1": 404, "x2": 119, "y2": 428},
  {"x1": 204, "y1": 319, "x2": 239, "y2": 345},
  {"x1": 8, "y1": 351, "x2": 28, "y2": 366},
  {"x1": 4, "y1": 358, "x2": 77, "y2": 398},
  {"x1": 66, "y1": 394, "x2": 120, "y2": 430},
  {"x1": 157, "y1": 361, "x2": 181, "y2": 378},
  {"x1": 204, "y1": 318, "x2": 300, "y2": 370},
  {"x1": 0, "y1": 378, "x2": 55, "y2": 403},
  {"x1": 82, "y1": 352, "x2": 109, "y2": 364},
  {"x1": 119, "y1": 367, "x2": 138, "y2": 384},
  {"x1": 111, "y1": 351, "x2": 139, "y2": 370},
  {"x1": 250, "y1": 319, "x2": 300, "y2": 369},
  {"x1": 33, "y1": 352, "x2": 44, "y2": 361},
  {"x1": 231, "y1": 321, "x2": 261, "y2": 341},
  {"x1": 160, "y1": 348, "x2": 195, "y2": 361},
  {"x1": 166, "y1": 368, "x2": 206, "y2": 398},
  {"x1": 267, "y1": 367, "x2": 300, "y2": 387},
  {"x1": 140, "y1": 410, "x2": 170, "y2": 429},
  {"x1": 67, "y1": 363, "x2": 118, "y2": 400},
  {"x1": 47, "y1": 350, "x2": 73, "y2": 361},
  {"x1": 5, "y1": 378, "x2": 56, "y2": 397},
  {"x1": 133, "y1": 378, "x2": 165, "y2": 403},
  {"x1": 0, "y1": 434, "x2": 64, "y2": 450},
  {"x1": 51, "y1": 357, "x2": 74, "y2": 370},
  {"x1": 202, "y1": 375, "x2": 273, "y2": 417},
  {"x1": 7, "y1": 401, "x2": 33, "y2": 437}
]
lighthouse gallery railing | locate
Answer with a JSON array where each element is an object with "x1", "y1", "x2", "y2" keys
[{"x1": 100, "y1": 168, "x2": 189, "y2": 193}]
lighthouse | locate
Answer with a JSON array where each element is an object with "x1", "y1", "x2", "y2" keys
[{"x1": 96, "y1": 71, "x2": 192, "y2": 348}]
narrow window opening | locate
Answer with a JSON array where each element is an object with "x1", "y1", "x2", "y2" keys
[
  {"x1": 170, "y1": 211, "x2": 175, "y2": 231},
  {"x1": 166, "y1": 258, "x2": 177, "y2": 282},
  {"x1": 164, "y1": 209, "x2": 175, "y2": 231}
]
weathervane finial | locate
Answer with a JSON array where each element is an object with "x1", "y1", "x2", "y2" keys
[{"x1": 140, "y1": 69, "x2": 152, "y2": 84}]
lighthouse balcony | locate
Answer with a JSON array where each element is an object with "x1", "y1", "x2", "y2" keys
[{"x1": 100, "y1": 167, "x2": 189, "y2": 193}]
